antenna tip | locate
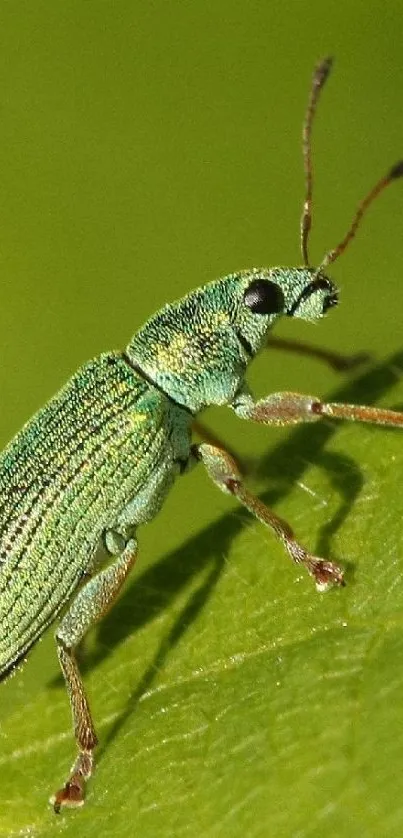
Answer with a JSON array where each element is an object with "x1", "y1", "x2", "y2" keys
[
  {"x1": 317, "y1": 55, "x2": 334, "y2": 80},
  {"x1": 389, "y1": 160, "x2": 403, "y2": 180}
]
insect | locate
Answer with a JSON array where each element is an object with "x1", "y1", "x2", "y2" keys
[{"x1": 1, "y1": 57, "x2": 402, "y2": 813}]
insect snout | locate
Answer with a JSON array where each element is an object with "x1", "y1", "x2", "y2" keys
[{"x1": 287, "y1": 273, "x2": 338, "y2": 319}]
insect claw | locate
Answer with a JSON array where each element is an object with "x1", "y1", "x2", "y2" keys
[
  {"x1": 309, "y1": 558, "x2": 345, "y2": 591},
  {"x1": 52, "y1": 773, "x2": 86, "y2": 813}
]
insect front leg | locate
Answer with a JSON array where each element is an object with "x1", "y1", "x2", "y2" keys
[
  {"x1": 195, "y1": 443, "x2": 344, "y2": 589},
  {"x1": 233, "y1": 390, "x2": 403, "y2": 428},
  {"x1": 52, "y1": 535, "x2": 138, "y2": 813},
  {"x1": 266, "y1": 336, "x2": 370, "y2": 372}
]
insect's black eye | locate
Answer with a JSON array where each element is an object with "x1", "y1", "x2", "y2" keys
[{"x1": 243, "y1": 279, "x2": 285, "y2": 315}]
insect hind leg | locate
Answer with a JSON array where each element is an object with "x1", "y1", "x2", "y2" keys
[{"x1": 52, "y1": 535, "x2": 138, "y2": 812}]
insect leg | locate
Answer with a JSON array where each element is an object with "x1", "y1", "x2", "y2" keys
[
  {"x1": 266, "y1": 336, "x2": 370, "y2": 372},
  {"x1": 192, "y1": 418, "x2": 251, "y2": 474},
  {"x1": 233, "y1": 391, "x2": 403, "y2": 428},
  {"x1": 195, "y1": 443, "x2": 344, "y2": 589},
  {"x1": 52, "y1": 536, "x2": 138, "y2": 813}
]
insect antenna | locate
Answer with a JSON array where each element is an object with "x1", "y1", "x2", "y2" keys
[
  {"x1": 300, "y1": 56, "x2": 333, "y2": 267},
  {"x1": 316, "y1": 161, "x2": 403, "y2": 273}
]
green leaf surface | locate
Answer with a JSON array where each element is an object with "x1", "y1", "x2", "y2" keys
[{"x1": 2, "y1": 354, "x2": 403, "y2": 838}]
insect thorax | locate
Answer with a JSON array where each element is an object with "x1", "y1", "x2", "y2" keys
[{"x1": 125, "y1": 268, "x2": 338, "y2": 413}]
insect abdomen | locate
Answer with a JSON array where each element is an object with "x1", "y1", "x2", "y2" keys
[{"x1": 0, "y1": 353, "x2": 170, "y2": 677}]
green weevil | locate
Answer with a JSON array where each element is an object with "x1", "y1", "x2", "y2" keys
[{"x1": 1, "y1": 57, "x2": 403, "y2": 812}]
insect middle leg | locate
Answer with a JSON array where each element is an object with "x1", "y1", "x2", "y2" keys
[
  {"x1": 196, "y1": 393, "x2": 403, "y2": 584},
  {"x1": 52, "y1": 535, "x2": 138, "y2": 813},
  {"x1": 195, "y1": 443, "x2": 344, "y2": 588}
]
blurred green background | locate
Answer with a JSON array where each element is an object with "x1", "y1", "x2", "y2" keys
[{"x1": 0, "y1": 2, "x2": 402, "y2": 837}]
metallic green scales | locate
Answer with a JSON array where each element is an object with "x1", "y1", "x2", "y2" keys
[{"x1": 0, "y1": 352, "x2": 190, "y2": 676}]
